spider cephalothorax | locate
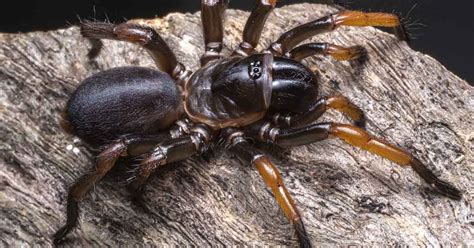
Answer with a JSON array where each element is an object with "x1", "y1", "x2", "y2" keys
[{"x1": 54, "y1": 1, "x2": 462, "y2": 247}]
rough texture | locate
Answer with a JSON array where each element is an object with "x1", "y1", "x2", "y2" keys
[{"x1": 1, "y1": 4, "x2": 473, "y2": 247}]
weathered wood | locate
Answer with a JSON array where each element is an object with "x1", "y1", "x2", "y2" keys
[{"x1": 1, "y1": 3, "x2": 472, "y2": 247}]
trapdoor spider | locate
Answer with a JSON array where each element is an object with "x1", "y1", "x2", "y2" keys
[{"x1": 54, "y1": 0, "x2": 462, "y2": 246}]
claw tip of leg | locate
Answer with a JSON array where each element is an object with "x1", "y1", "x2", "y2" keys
[
  {"x1": 52, "y1": 229, "x2": 66, "y2": 245},
  {"x1": 293, "y1": 219, "x2": 312, "y2": 248},
  {"x1": 435, "y1": 182, "x2": 462, "y2": 201},
  {"x1": 354, "y1": 115, "x2": 367, "y2": 130},
  {"x1": 411, "y1": 158, "x2": 462, "y2": 201}
]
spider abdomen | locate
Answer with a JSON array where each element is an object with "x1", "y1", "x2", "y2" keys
[{"x1": 63, "y1": 66, "x2": 183, "y2": 146}]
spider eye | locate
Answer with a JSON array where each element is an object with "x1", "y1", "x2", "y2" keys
[{"x1": 249, "y1": 60, "x2": 262, "y2": 79}]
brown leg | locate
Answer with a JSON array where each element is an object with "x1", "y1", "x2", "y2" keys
[
  {"x1": 129, "y1": 126, "x2": 212, "y2": 196},
  {"x1": 127, "y1": 144, "x2": 168, "y2": 206},
  {"x1": 227, "y1": 133, "x2": 311, "y2": 247},
  {"x1": 256, "y1": 122, "x2": 462, "y2": 200},
  {"x1": 53, "y1": 140, "x2": 128, "y2": 244},
  {"x1": 273, "y1": 95, "x2": 365, "y2": 128},
  {"x1": 329, "y1": 124, "x2": 461, "y2": 199},
  {"x1": 254, "y1": 156, "x2": 311, "y2": 247},
  {"x1": 85, "y1": 38, "x2": 104, "y2": 60},
  {"x1": 268, "y1": 10, "x2": 407, "y2": 55},
  {"x1": 53, "y1": 129, "x2": 207, "y2": 244},
  {"x1": 53, "y1": 132, "x2": 174, "y2": 244},
  {"x1": 200, "y1": 0, "x2": 227, "y2": 65},
  {"x1": 234, "y1": 0, "x2": 277, "y2": 56},
  {"x1": 334, "y1": 11, "x2": 407, "y2": 41},
  {"x1": 286, "y1": 42, "x2": 366, "y2": 62},
  {"x1": 325, "y1": 96, "x2": 365, "y2": 127},
  {"x1": 80, "y1": 21, "x2": 188, "y2": 83}
]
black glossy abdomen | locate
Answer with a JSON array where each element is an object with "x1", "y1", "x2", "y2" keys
[{"x1": 65, "y1": 66, "x2": 182, "y2": 146}]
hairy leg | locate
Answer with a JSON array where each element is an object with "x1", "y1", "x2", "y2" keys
[
  {"x1": 129, "y1": 124, "x2": 213, "y2": 196},
  {"x1": 80, "y1": 21, "x2": 189, "y2": 84},
  {"x1": 53, "y1": 122, "x2": 211, "y2": 244},
  {"x1": 268, "y1": 10, "x2": 407, "y2": 55},
  {"x1": 53, "y1": 140, "x2": 128, "y2": 244},
  {"x1": 52, "y1": 132, "x2": 173, "y2": 244}
]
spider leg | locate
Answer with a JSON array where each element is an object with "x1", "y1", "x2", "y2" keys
[
  {"x1": 128, "y1": 134, "x2": 209, "y2": 196},
  {"x1": 253, "y1": 122, "x2": 462, "y2": 200},
  {"x1": 268, "y1": 10, "x2": 407, "y2": 56},
  {"x1": 53, "y1": 140, "x2": 127, "y2": 244},
  {"x1": 53, "y1": 120, "x2": 208, "y2": 243},
  {"x1": 129, "y1": 124, "x2": 213, "y2": 197},
  {"x1": 286, "y1": 42, "x2": 366, "y2": 62},
  {"x1": 85, "y1": 38, "x2": 103, "y2": 60},
  {"x1": 52, "y1": 133, "x2": 172, "y2": 244},
  {"x1": 80, "y1": 21, "x2": 188, "y2": 83},
  {"x1": 225, "y1": 130, "x2": 311, "y2": 247},
  {"x1": 271, "y1": 95, "x2": 365, "y2": 128},
  {"x1": 200, "y1": 0, "x2": 227, "y2": 65},
  {"x1": 234, "y1": 0, "x2": 277, "y2": 56}
]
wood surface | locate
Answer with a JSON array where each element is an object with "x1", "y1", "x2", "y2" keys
[{"x1": 1, "y1": 3, "x2": 472, "y2": 247}]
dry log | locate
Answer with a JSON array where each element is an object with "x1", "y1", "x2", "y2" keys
[{"x1": 1, "y1": 3, "x2": 472, "y2": 247}]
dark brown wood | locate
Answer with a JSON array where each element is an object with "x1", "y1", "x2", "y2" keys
[{"x1": 1, "y1": 3, "x2": 472, "y2": 246}]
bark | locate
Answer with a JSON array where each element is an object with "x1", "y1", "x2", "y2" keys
[{"x1": 1, "y1": 3, "x2": 472, "y2": 247}]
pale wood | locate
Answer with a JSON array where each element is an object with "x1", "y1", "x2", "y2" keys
[{"x1": 1, "y1": 4, "x2": 473, "y2": 247}]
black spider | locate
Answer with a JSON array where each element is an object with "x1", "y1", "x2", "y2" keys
[{"x1": 53, "y1": 1, "x2": 462, "y2": 246}]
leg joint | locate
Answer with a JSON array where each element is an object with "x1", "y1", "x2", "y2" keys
[
  {"x1": 170, "y1": 118, "x2": 193, "y2": 138},
  {"x1": 190, "y1": 124, "x2": 213, "y2": 152},
  {"x1": 233, "y1": 42, "x2": 255, "y2": 57},
  {"x1": 145, "y1": 146, "x2": 168, "y2": 166},
  {"x1": 113, "y1": 24, "x2": 156, "y2": 45},
  {"x1": 259, "y1": 122, "x2": 281, "y2": 142}
]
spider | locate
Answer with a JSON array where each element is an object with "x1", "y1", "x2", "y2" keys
[{"x1": 53, "y1": 0, "x2": 462, "y2": 246}]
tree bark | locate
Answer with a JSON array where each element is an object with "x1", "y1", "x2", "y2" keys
[{"x1": 1, "y1": 3, "x2": 472, "y2": 247}]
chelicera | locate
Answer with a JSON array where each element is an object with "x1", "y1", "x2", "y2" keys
[{"x1": 54, "y1": 1, "x2": 462, "y2": 246}]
